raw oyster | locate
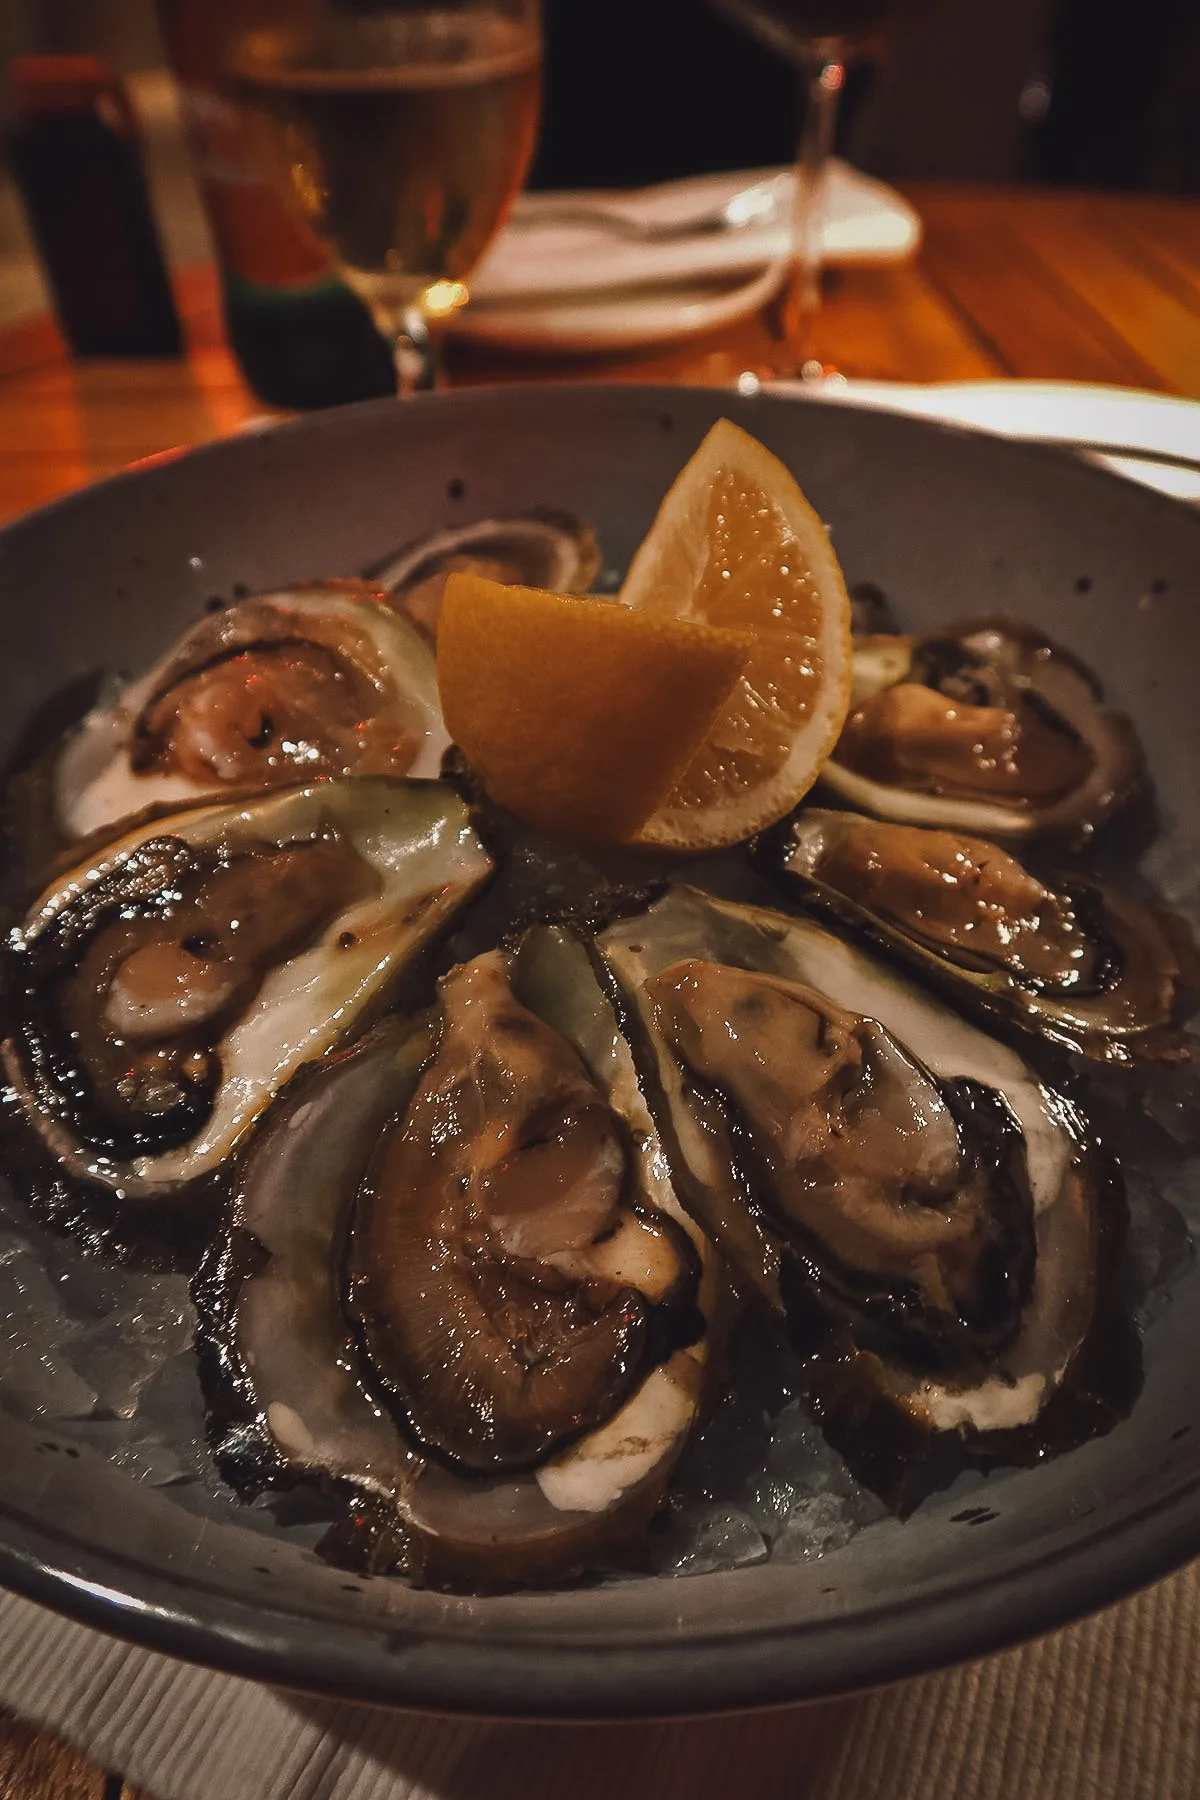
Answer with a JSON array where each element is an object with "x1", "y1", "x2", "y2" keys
[
  {"x1": 369, "y1": 509, "x2": 602, "y2": 641},
  {"x1": 770, "y1": 809, "x2": 1182, "y2": 1063},
  {"x1": 200, "y1": 925, "x2": 716, "y2": 1587},
  {"x1": 822, "y1": 619, "x2": 1144, "y2": 843},
  {"x1": 3, "y1": 778, "x2": 491, "y2": 1200},
  {"x1": 596, "y1": 887, "x2": 1136, "y2": 1495},
  {"x1": 55, "y1": 582, "x2": 448, "y2": 843}
]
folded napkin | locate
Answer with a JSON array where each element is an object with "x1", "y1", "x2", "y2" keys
[
  {"x1": 782, "y1": 379, "x2": 1200, "y2": 504},
  {"x1": 469, "y1": 163, "x2": 921, "y2": 306},
  {"x1": 1, "y1": 1563, "x2": 1198, "y2": 1800}
]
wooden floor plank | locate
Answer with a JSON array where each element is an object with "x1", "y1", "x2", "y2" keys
[
  {"x1": 922, "y1": 192, "x2": 1200, "y2": 396},
  {"x1": 0, "y1": 256, "x2": 997, "y2": 508},
  {"x1": 1094, "y1": 199, "x2": 1200, "y2": 314},
  {"x1": 0, "y1": 1712, "x2": 108, "y2": 1800},
  {"x1": 1005, "y1": 199, "x2": 1200, "y2": 396},
  {"x1": 0, "y1": 315, "x2": 67, "y2": 383},
  {"x1": 914, "y1": 204, "x2": 1169, "y2": 390},
  {"x1": 420, "y1": 261, "x2": 998, "y2": 390},
  {"x1": 0, "y1": 388, "x2": 255, "y2": 459},
  {"x1": 812, "y1": 263, "x2": 1003, "y2": 383}
]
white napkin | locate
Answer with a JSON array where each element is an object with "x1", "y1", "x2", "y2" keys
[
  {"x1": 1, "y1": 1564, "x2": 1198, "y2": 1800},
  {"x1": 470, "y1": 163, "x2": 921, "y2": 306},
  {"x1": 780, "y1": 379, "x2": 1200, "y2": 503}
]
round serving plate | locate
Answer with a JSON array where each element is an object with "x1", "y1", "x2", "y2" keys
[{"x1": 0, "y1": 384, "x2": 1197, "y2": 1719}]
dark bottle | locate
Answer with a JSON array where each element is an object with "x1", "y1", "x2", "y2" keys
[
  {"x1": 153, "y1": 0, "x2": 395, "y2": 410},
  {"x1": 7, "y1": 56, "x2": 182, "y2": 357}
]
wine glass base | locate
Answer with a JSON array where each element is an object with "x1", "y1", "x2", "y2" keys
[{"x1": 736, "y1": 362, "x2": 849, "y2": 393}]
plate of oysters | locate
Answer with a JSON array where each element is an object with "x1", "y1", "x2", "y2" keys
[{"x1": 0, "y1": 384, "x2": 1198, "y2": 1717}]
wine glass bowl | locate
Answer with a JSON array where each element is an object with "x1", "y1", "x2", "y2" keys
[
  {"x1": 715, "y1": 0, "x2": 931, "y2": 378},
  {"x1": 718, "y1": 0, "x2": 928, "y2": 58},
  {"x1": 226, "y1": 1, "x2": 542, "y2": 393}
]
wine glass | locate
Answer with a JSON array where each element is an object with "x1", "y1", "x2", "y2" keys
[
  {"x1": 714, "y1": 0, "x2": 926, "y2": 379},
  {"x1": 224, "y1": 0, "x2": 543, "y2": 394}
]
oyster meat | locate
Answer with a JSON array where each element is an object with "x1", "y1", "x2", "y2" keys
[
  {"x1": 596, "y1": 887, "x2": 1136, "y2": 1493},
  {"x1": 55, "y1": 582, "x2": 448, "y2": 843},
  {"x1": 822, "y1": 620, "x2": 1144, "y2": 842},
  {"x1": 3, "y1": 778, "x2": 491, "y2": 1200},
  {"x1": 771, "y1": 809, "x2": 1182, "y2": 1063},
  {"x1": 201, "y1": 925, "x2": 716, "y2": 1587},
  {"x1": 368, "y1": 509, "x2": 602, "y2": 641}
]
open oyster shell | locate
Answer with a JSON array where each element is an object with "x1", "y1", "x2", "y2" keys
[
  {"x1": 595, "y1": 887, "x2": 1138, "y2": 1498},
  {"x1": 821, "y1": 619, "x2": 1145, "y2": 844},
  {"x1": 55, "y1": 582, "x2": 449, "y2": 844},
  {"x1": 199, "y1": 925, "x2": 717, "y2": 1588},
  {"x1": 768, "y1": 809, "x2": 1183, "y2": 1064},
  {"x1": 2, "y1": 778, "x2": 491, "y2": 1201},
  {"x1": 368, "y1": 509, "x2": 602, "y2": 642}
]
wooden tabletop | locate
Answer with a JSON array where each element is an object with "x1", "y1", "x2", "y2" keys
[
  {"x1": 0, "y1": 182, "x2": 1196, "y2": 1800},
  {"x1": 0, "y1": 184, "x2": 1198, "y2": 533}
]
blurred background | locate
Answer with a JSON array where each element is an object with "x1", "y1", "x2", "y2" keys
[{"x1": 0, "y1": 0, "x2": 1197, "y2": 333}]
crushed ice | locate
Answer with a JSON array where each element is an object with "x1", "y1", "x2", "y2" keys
[
  {"x1": 0, "y1": 1192, "x2": 202, "y2": 1491},
  {"x1": 2, "y1": 881, "x2": 1199, "y2": 1578}
]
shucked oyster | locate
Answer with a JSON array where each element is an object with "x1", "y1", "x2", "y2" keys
[
  {"x1": 200, "y1": 926, "x2": 715, "y2": 1587},
  {"x1": 369, "y1": 509, "x2": 602, "y2": 642},
  {"x1": 770, "y1": 809, "x2": 1182, "y2": 1064},
  {"x1": 3, "y1": 778, "x2": 491, "y2": 1200},
  {"x1": 822, "y1": 620, "x2": 1144, "y2": 843},
  {"x1": 596, "y1": 887, "x2": 1136, "y2": 1496},
  {"x1": 55, "y1": 582, "x2": 448, "y2": 843}
]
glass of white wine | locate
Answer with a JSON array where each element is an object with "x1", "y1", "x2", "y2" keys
[
  {"x1": 714, "y1": 0, "x2": 929, "y2": 377},
  {"x1": 226, "y1": 0, "x2": 543, "y2": 394}
]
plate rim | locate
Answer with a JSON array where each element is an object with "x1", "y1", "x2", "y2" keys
[
  {"x1": 5, "y1": 378, "x2": 1200, "y2": 543},
  {"x1": 2, "y1": 382, "x2": 1199, "y2": 1717},
  {"x1": 0, "y1": 1465, "x2": 1197, "y2": 1718}
]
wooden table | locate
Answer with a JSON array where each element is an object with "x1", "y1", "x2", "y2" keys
[
  {"x1": 0, "y1": 183, "x2": 1196, "y2": 1800},
  {"x1": 0, "y1": 185, "x2": 1198, "y2": 533}
]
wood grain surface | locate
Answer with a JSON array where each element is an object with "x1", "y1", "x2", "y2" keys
[
  {"x1": 0, "y1": 1709, "x2": 110, "y2": 1800},
  {"x1": 0, "y1": 187, "x2": 1196, "y2": 530},
  {"x1": 0, "y1": 182, "x2": 1196, "y2": 1799}
]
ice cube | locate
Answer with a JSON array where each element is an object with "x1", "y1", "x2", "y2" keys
[
  {"x1": 772, "y1": 1491, "x2": 860, "y2": 1562},
  {"x1": 1144, "y1": 1065, "x2": 1200, "y2": 1152},
  {"x1": 0, "y1": 1337, "x2": 97, "y2": 1420},
  {"x1": 1124, "y1": 1170, "x2": 1196, "y2": 1315},
  {"x1": 672, "y1": 1393, "x2": 773, "y2": 1507},
  {"x1": 67, "y1": 1280, "x2": 193, "y2": 1419},
  {"x1": 112, "y1": 1434, "x2": 189, "y2": 1487},
  {"x1": 660, "y1": 1505, "x2": 769, "y2": 1577},
  {"x1": 744, "y1": 1472, "x2": 798, "y2": 1533},
  {"x1": 1156, "y1": 1158, "x2": 1200, "y2": 1237},
  {"x1": 0, "y1": 1247, "x2": 97, "y2": 1419},
  {"x1": 1142, "y1": 833, "x2": 1200, "y2": 917}
]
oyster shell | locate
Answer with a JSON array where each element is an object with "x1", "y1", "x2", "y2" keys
[
  {"x1": 369, "y1": 509, "x2": 602, "y2": 641},
  {"x1": 3, "y1": 778, "x2": 491, "y2": 1200},
  {"x1": 55, "y1": 582, "x2": 448, "y2": 843},
  {"x1": 200, "y1": 925, "x2": 716, "y2": 1588},
  {"x1": 595, "y1": 887, "x2": 1136, "y2": 1491},
  {"x1": 822, "y1": 619, "x2": 1144, "y2": 843},
  {"x1": 770, "y1": 809, "x2": 1182, "y2": 1063}
]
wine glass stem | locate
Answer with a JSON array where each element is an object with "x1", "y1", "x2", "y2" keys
[
  {"x1": 779, "y1": 48, "x2": 845, "y2": 375},
  {"x1": 391, "y1": 302, "x2": 437, "y2": 398}
]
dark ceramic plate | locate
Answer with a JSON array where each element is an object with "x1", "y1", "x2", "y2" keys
[{"x1": 0, "y1": 385, "x2": 1198, "y2": 1719}]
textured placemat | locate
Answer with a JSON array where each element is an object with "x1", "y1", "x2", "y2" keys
[{"x1": 1, "y1": 1562, "x2": 1197, "y2": 1800}]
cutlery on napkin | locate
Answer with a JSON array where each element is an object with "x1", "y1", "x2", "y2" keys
[{"x1": 468, "y1": 161, "x2": 922, "y2": 308}]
